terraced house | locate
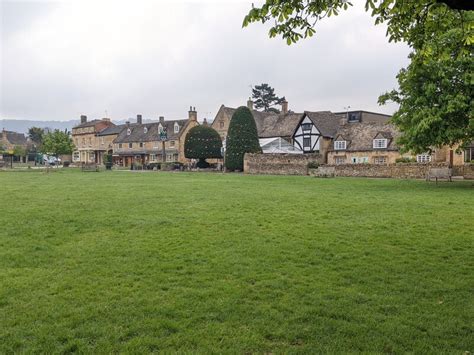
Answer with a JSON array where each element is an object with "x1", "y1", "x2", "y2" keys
[
  {"x1": 112, "y1": 108, "x2": 199, "y2": 167},
  {"x1": 72, "y1": 116, "x2": 115, "y2": 164}
]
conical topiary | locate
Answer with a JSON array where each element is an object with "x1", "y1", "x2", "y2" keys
[{"x1": 225, "y1": 106, "x2": 262, "y2": 171}]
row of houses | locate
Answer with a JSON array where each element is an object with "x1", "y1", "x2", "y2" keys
[{"x1": 63, "y1": 100, "x2": 470, "y2": 167}]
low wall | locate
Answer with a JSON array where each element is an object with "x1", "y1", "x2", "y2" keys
[
  {"x1": 452, "y1": 164, "x2": 474, "y2": 179},
  {"x1": 244, "y1": 153, "x2": 322, "y2": 175},
  {"x1": 315, "y1": 163, "x2": 450, "y2": 179}
]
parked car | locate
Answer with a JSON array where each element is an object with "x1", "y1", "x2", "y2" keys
[{"x1": 43, "y1": 154, "x2": 60, "y2": 165}]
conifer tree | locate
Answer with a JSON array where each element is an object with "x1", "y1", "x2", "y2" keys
[
  {"x1": 252, "y1": 83, "x2": 285, "y2": 113},
  {"x1": 185, "y1": 125, "x2": 222, "y2": 168},
  {"x1": 225, "y1": 106, "x2": 262, "y2": 171}
]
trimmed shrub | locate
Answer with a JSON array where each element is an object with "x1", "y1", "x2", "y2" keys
[
  {"x1": 225, "y1": 106, "x2": 262, "y2": 171},
  {"x1": 185, "y1": 125, "x2": 222, "y2": 167},
  {"x1": 396, "y1": 157, "x2": 417, "y2": 163},
  {"x1": 63, "y1": 161, "x2": 70, "y2": 167},
  {"x1": 307, "y1": 161, "x2": 319, "y2": 169}
]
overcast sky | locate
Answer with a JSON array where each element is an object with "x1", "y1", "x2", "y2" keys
[{"x1": 0, "y1": 0, "x2": 410, "y2": 122}]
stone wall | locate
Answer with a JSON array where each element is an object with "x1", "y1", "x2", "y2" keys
[
  {"x1": 316, "y1": 163, "x2": 450, "y2": 179},
  {"x1": 244, "y1": 153, "x2": 322, "y2": 175},
  {"x1": 452, "y1": 164, "x2": 474, "y2": 179}
]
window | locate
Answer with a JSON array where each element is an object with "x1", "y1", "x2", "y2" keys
[
  {"x1": 334, "y1": 140, "x2": 346, "y2": 150},
  {"x1": 348, "y1": 112, "x2": 361, "y2": 122},
  {"x1": 166, "y1": 153, "x2": 174, "y2": 162},
  {"x1": 73, "y1": 151, "x2": 80, "y2": 161},
  {"x1": 417, "y1": 154, "x2": 432, "y2": 163},
  {"x1": 158, "y1": 124, "x2": 163, "y2": 133},
  {"x1": 464, "y1": 147, "x2": 474, "y2": 162},
  {"x1": 144, "y1": 127, "x2": 148, "y2": 134},
  {"x1": 119, "y1": 143, "x2": 122, "y2": 149},
  {"x1": 128, "y1": 143, "x2": 133, "y2": 149},
  {"x1": 373, "y1": 139, "x2": 388, "y2": 149},
  {"x1": 150, "y1": 154, "x2": 156, "y2": 161},
  {"x1": 174, "y1": 123, "x2": 179, "y2": 133},
  {"x1": 139, "y1": 142, "x2": 144, "y2": 148},
  {"x1": 219, "y1": 121, "x2": 224, "y2": 129},
  {"x1": 101, "y1": 137, "x2": 104, "y2": 145},
  {"x1": 301, "y1": 123, "x2": 312, "y2": 131},
  {"x1": 127, "y1": 128, "x2": 131, "y2": 135},
  {"x1": 334, "y1": 156, "x2": 346, "y2": 165},
  {"x1": 89, "y1": 137, "x2": 92, "y2": 146},
  {"x1": 352, "y1": 157, "x2": 368, "y2": 164},
  {"x1": 374, "y1": 156, "x2": 387, "y2": 164},
  {"x1": 170, "y1": 140, "x2": 175, "y2": 147},
  {"x1": 303, "y1": 137, "x2": 311, "y2": 148}
]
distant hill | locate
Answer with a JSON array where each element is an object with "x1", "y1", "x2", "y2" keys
[{"x1": 0, "y1": 119, "x2": 79, "y2": 134}]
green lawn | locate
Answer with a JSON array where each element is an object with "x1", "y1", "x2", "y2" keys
[{"x1": 0, "y1": 169, "x2": 473, "y2": 353}]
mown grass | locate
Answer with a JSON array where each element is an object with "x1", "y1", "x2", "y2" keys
[{"x1": 0, "y1": 169, "x2": 473, "y2": 353}]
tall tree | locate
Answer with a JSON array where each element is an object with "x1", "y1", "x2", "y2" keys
[
  {"x1": 225, "y1": 106, "x2": 262, "y2": 171},
  {"x1": 28, "y1": 127, "x2": 44, "y2": 146},
  {"x1": 252, "y1": 83, "x2": 285, "y2": 113},
  {"x1": 185, "y1": 125, "x2": 223, "y2": 168},
  {"x1": 243, "y1": 1, "x2": 474, "y2": 152},
  {"x1": 42, "y1": 130, "x2": 74, "y2": 158}
]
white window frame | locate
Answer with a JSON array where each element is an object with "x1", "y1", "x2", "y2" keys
[
  {"x1": 334, "y1": 140, "x2": 346, "y2": 150},
  {"x1": 170, "y1": 140, "x2": 175, "y2": 147},
  {"x1": 144, "y1": 127, "x2": 148, "y2": 134},
  {"x1": 334, "y1": 156, "x2": 346, "y2": 165},
  {"x1": 128, "y1": 143, "x2": 133, "y2": 149},
  {"x1": 417, "y1": 154, "x2": 432, "y2": 163},
  {"x1": 174, "y1": 123, "x2": 179, "y2": 133},
  {"x1": 373, "y1": 138, "x2": 388, "y2": 149},
  {"x1": 374, "y1": 156, "x2": 387, "y2": 164},
  {"x1": 127, "y1": 128, "x2": 131, "y2": 136}
]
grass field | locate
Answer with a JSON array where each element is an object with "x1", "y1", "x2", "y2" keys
[{"x1": 0, "y1": 169, "x2": 473, "y2": 353}]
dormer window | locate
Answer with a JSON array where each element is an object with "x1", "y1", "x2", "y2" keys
[
  {"x1": 158, "y1": 124, "x2": 163, "y2": 133},
  {"x1": 174, "y1": 123, "x2": 179, "y2": 133},
  {"x1": 373, "y1": 138, "x2": 387, "y2": 149},
  {"x1": 127, "y1": 128, "x2": 131, "y2": 135},
  {"x1": 348, "y1": 112, "x2": 361, "y2": 122},
  {"x1": 334, "y1": 140, "x2": 347, "y2": 150},
  {"x1": 144, "y1": 127, "x2": 148, "y2": 134},
  {"x1": 301, "y1": 123, "x2": 312, "y2": 131}
]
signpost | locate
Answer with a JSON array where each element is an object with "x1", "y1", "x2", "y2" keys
[{"x1": 160, "y1": 128, "x2": 167, "y2": 162}]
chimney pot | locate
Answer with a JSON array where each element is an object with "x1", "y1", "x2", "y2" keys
[
  {"x1": 159, "y1": 116, "x2": 165, "y2": 124},
  {"x1": 247, "y1": 98, "x2": 253, "y2": 110},
  {"x1": 281, "y1": 99, "x2": 288, "y2": 115},
  {"x1": 80, "y1": 115, "x2": 87, "y2": 124},
  {"x1": 188, "y1": 108, "x2": 197, "y2": 121},
  {"x1": 137, "y1": 114, "x2": 142, "y2": 125}
]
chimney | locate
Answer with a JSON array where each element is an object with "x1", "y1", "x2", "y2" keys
[
  {"x1": 159, "y1": 116, "x2": 165, "y2": 124},
  {"x1": 281, "y1": 99, "x2": 288, "y2": 115},
  {"x1": 137, "y1": 114, "x2": 142, "y2": 125},
  {"x1": 339, "y1": 114, "x2": 348, "y2": 126},
  {"x1": 203, "y1": 118, "x2": 208, "y2": 126},
  {"x1": 80, "y1": 115, "x2": 87, "y2": 124},
  {"x1": 125, "y1": 121, "x2": 130, "y2": 127},
  {"x1": 2, "y1": 129, "x2": 7, "y2": 141},
  {"x1": 188, "y1": 106, "x2": 197, "y2": 121},
  {"x1": 247, "y1": 98, "x2": 253, "y2": 110}
]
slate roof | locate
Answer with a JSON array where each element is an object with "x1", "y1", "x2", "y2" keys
[
  {"x1": 98, "y1": 124, "x2": 127, "y2": 136},
  {"x1": 3, "y1": 131, "x2": 27, "y2": 145},
  {"x1": 73, "y1": 119, "x2": 104, "y2": 129},
  {"x1": 113, "y1": 120, "x2": 189, "y2": 143},
  {"x1": 331, "y1": 122, "x2": 400, "y2": 152},
  {"x1": 218, "y1": 106, "x2": 302, "y2": 138},
  {"x1": 303, "y1": 111, "x2": 341, "y2": 137}
]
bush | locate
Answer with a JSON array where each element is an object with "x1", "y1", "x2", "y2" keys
[
  {"x1": 396, "y1": 157, "x2": 417, "y2": 163},
  {"x1": 307, "y1": 161, "x2": 319, "y2": 169},
  {"x1": 185, "y1": 125, "x2": 222, "y2": 167},
  {"x1": 147, "y1": 162, "x2": 161, "y2": 170},
  {"x1": 63, "y1": 161, "x2": 70, "y2": 167},
  {"x1": 225, "y1": 106, "x2": 262, "y2": 171},
  {"x1": 196, "y1": 159, "x2": 210, "y2": 168}
]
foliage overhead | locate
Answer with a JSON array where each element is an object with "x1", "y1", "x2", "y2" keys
[
  {"x1": 252, "y1": 83, "x2": 285, "y2": 113},
  {"x1": 243, "y1": 0, "x2": 474, "y2": 152},
  {"x1": 225, "y1": 106, "x2": 262, "y2": 171},
  {"x1": 184, "y1": 125, "x2": 223, "y2": 163},
  {"x1": 42, "y1": 130, "x2": 74, "y2": 156}
]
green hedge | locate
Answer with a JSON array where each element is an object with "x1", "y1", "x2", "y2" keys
[
  {"x1": 225, "y1": 106, "x2": 262, "y2": 171},
  {"x1": 185, "y1": 125, "x2": 222, "y2": 166}
]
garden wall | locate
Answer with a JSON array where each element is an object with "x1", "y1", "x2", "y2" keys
[
  {"x1": 244, "y1": 153, "x2": 322, "y2": 175},
  {"x1": 452, "y1": 164, "x2": 474, "y2": 179}
]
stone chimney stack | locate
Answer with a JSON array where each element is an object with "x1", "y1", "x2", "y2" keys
[
  {"x1": 281, "y1": 99, "x2": 288, "y2": 115},
  {"x1": 188, "y1": 106, "x2": 197, "y2": 121},
  {"x1": 339, "y1": 114, "x2": 348, "y2": 126},
  {"x1": 125, "y1": 121, "x2": 130, "y2": 127},
  {"x1": 2, "y1": 128, "x2": 7, "y2": 141},
  {"x1": 247, "y1": 98, "x2": 253, "y2": 110},
  {"x1": 80, "y1": 115, "x2": 87, "y2": 124},
  {"x1": 203, "y1": 118, "x2": 208, "y2": 126},
  {"x1": 159, "y1": 116, "x2": 165, "y2": 124},
  {"x1": 137, "y1": 114, "x2": 142, "y2": 125}
]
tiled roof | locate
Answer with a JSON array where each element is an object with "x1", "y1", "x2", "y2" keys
[
  {"x1": 73, "y1": 119, "x2": 103, "y2": 129},
  {"x1": 332, "y1": 122, "x2": 400, "y2": 151},
  {"x1": 98, "y1": 124, "x2": 127, "y2": 136},
  {"x1": 113, "y1": 120, "x2": 189, "y2": 143},
  {"x1": 219, "y1": 106, "x2": 302, "y2": 138},
  {"x1": 304, "y1": 111, "x2": 341, "y2": 137},
  {"x1": 3, "y1": 131, "x2": 27, "y2": 145}
]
